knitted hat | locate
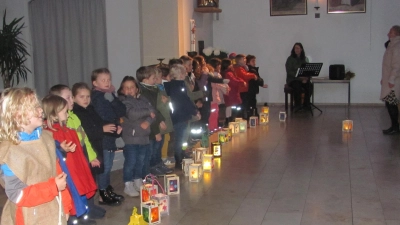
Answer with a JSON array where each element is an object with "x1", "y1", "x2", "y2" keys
[{"x1": 228, "y1": 52, "x2": 237, "y2": 60}]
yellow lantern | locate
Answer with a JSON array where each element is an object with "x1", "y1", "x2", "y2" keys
[
  {"x1": 239, "y1": 120, "x2": 247, "y2": 133},
  {"x1": 260, "y1": 112, "x2": 269, "y2": 125},
  {"x1": 229, "y1": 122, "x2": 240, "y2": 135},
  {"x1": 223, "y1": 128, "x2": 232, "y2": 141},
  {"x1": 202, "y1": 154, "x2": 214, "y2": 172},
  {"x1": 342, "y1": 120, "x2": 353, "y2": 132},
  {"x1": 211, "y1": 141, "x2": 222, "y2": 157},
  {"x1": 189, "y1": 163, "x2": 203, "y2": 182},
  {"x1": 218, "y1": 131, "x2": 227, "y2": 144},
  {"x1": 249, "y1": 116, "x2": 258, "y2": 128},
  {"x1": 261, "y1": 106, "x2": 269, "y2": 114},
  {"x1": 193, "y1": 148, "x2": 207, "y2": 163}
]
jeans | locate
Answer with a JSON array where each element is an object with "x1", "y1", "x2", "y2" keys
[
  {"x1": 123, "y1": 144, "x2": 149, "y2": 182},
  {"x1": 173, "y1": 121, "x2": 189, "y2": 164},
  {"x1": 150, "y1": 135, "x2": 164, "y2": 167},
  {"x1": 96, "y1": 150, "x2": 115, "y2": 190}
]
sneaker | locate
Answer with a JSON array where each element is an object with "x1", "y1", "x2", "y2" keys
[
  {"x1": 133, "y1": 179, "x2": 143, "y2": 192},
  {"x1": 124, "y1": 182, "x2": 139, "y2": 197},
  {"x1": 150, "y1": 166, "x2": 166, "y2": 176},
  {"x1": 163, "y1": 157, "x2": 176, "y2": 165},
  {"x1": 77, "y1": 215, "x2": 97, "y2": 225},
  {"x1": 158, "y1": 163, "x2": 173, "y2": 174}
]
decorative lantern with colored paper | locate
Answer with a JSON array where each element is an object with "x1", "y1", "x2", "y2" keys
[
  {"x1": 193, "y1": 147, "x2": 208, "y2": 163},
  {"x1": 342, "y1": 120, "x2": 353, "y2": 132},
  {"x1": 239, "y1": 120, "x2": 247, "y2": 133},
  {"x1": 225, "y1": 128, "x2": 232, "y2": 141},
  {"x1": 211, "y1": 141, "x2": 222, "y2": 157},
  {"x1": 189, "y1": 163, "x2": 203, "y2": 182},
  {"x1": 141, "y1": 201, "x2": 161, "y2": 224},
  {"x1": 229, "y1": 122, "x2": 240, "y2": 135},
  {"x1": 279, "y1": 111, "x2": 286, "y2": 122},
  {"x1": 182, "y1": 158, "x2": 194, "y2": 176},
  {"x1": 218, "y1": 131, "x2": 227, "y2": 143},
  {"x1": 151, "y1": 194, "x2": 169, "y2": 216},
  {"x1": 261, "y1": 105, "x2": 269, "y2": 114},
  {"x1": 140, "y1": 183, "x2": 159, "y2": 203},
  {"x1": 249, "y1": 116, "x2": 258, "y2": 128},
  {"x1": 163, "y1": 174, "x2": 180, "y2": 195},
  {"x1": 202, "y1": 154, "x2": 214, "y2": 172},
  {"x1": 260, "y1": 112, "x2": 269, "y2": 125}
]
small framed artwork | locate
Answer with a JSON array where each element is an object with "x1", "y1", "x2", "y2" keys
[
  {"x1": 328, "y1": 0, "x2": 366, "y2": 14},
  {"x1": 270, "y1": 0, "x2": 307, "y2": 16}
]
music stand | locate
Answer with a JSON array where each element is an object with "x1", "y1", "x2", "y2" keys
[{"x1": 295, "y1": 63, "x2": 323, "y2": 115}]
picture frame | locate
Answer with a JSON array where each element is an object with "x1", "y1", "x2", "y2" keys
[
  {"x1": 328, "y1": 0, "x2": 366, "y2": 14},
  {"x1": 270, "y1": 0, "x2": 307, "y2": 16}
]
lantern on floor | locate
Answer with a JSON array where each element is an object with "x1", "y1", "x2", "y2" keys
[
  {"x1": 189, "y1": 163, "x2": 203, "y2": 182},
  {"x1": 141, "y1": 201, "x2": 160, "y2": 224},
  {"x1": 342, "y1": 120, "x2": 353, "y2": 132},
  {"x1": 211, "y1": 141, "x2": 222, "y2": 157},
  {"x1": 249, "y1": 116, "x2": 258, "y2": 128},
  {"x1": 260, "y1": 112, "x2": 269, "y2": 125},
  {"x1": 141, "y1": 184, "x2": 159, "y2": 203},
  {"x1": 128, "y1": 207, "x2": 147, "y2": 225},
  {"x1": 194, "y1": 147, "x2": 208, "y2": 163},
  {"x1": 223, "y1": 128, "x2": 232, "y2": 141},
  {"x1": 202, "y1": 154, "x2": 214, "y2": 172},
  {"x1": 182, "y1": 159, "x2": 194, "y2": 176},
  {"x1": 239, "y1": 120, "x2": 247, "y2": 133},
  {"x1": 229, "y1": 122, "x2": 240, "y2": 135},
  {"x1": 218, "y1": 131, "x2": 227, "y2": 143},
  {"x1": 279, "y1": 111, "x2": 286, "y2": 122},
  {"x1": 235, "y1": 118, "x2": 242, "y2": 122},
  {"x1": 163, "y1": 174, "x2": 180, "y2": 195},
  {"x1": 151, "y1": 193, "x2": 169, "y2": 216},
  {"x1": 261, "y1": 105, "x2": 269, "y2": 114}
]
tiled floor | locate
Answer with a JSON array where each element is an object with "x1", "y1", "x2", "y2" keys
[{"x1": 2, "y1": 105, "x2": 400, "y2": 225}]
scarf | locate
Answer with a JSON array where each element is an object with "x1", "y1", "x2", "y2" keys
[{"x1": 94, "y1": 85, "x2": 116, "y2": 93}]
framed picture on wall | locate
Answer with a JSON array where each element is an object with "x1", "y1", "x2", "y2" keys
[
  {"x1": 328, "y1": 0, "x2": 366, "y2": 13},
  {"x1": 270, "y1": 0, "x2": 307, "y2": 16}
]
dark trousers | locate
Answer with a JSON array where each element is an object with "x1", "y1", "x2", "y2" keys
[
  {"x1": 240, "y1": 92, "x2": 249, "y2": 120},
  {"x1": 385, "y1": 101, "x2": 399, "y2": 128},
  {"x1": 288, "y1": 80, "x2": 310, "y2": 107},
  {"x1": 248, "y1": 93, "x2": 258, "y2": 116}
]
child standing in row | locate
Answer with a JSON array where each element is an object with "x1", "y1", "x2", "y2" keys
[
  {"x1": 118, "y1": 76, "x2": 155, "y2": 197},
  {"x1": 0, "y1": 88, "x2": 71, "y2": 225},
  {"x1": 91, "y1": 68, "x2": 126, "y2": 205}
]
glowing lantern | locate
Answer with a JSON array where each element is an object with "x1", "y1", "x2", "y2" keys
[
  {"x1": 218, "y1": 131, "x2": 227, "y2": 143},
  {"x1": 211, "y1": 141, "x2": 222, "y2": 157},
  {"x1": 163, "y1": 174, "x2": 179, "y2": 195},
  {"x1": 182, "y1": 159, "x2": 194, "y2": 176},
  {"x1": 260, "y1": 112, "x2": 269, "y2": 125},
  {"x1": 279, "y1": 111, "x2": 286, "y2": 122},
  {"x1": 202, "y1": 154, "x2": 214, "y2": 172},
  {"x1": 229, "y1": 122, "x2": 240, "y2": 135},
  {"x1": 249, "y1": 116, "x2": 258, "y2": 128},
  {"x1": 342, "y1": 120, "x2": 353, "y2": 132},
  {"x1": 189, "y1": 163, "x2": 203, "y2": 182},
  {"x1": 141, "y1": 201, "x2": 160, "y2": 224},
  {"x1": 235, "y1": 118, "x2": 242, "y2": 122},
  {"x1": 261, "y1": 106, "x2": 269, "y2": 114},
  {"x1": 151, "y1": 194, "x2": 169, "y2": 216},
  {"x1": 193, "y1": 147, "x2": 208, "y2": 163},
  {"x1": 223, "y1": 128, "x2": 232, "y2": 141},
  {"x1": 140, "y1": 184, "x2": 159, "y2": 203},
  {"x1": 239, "y1": 120, "x2": 247, "y2": 133}
]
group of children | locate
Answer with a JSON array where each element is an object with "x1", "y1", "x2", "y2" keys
[{"x1": 0, "y1": 53, "x2": 266, "y2": 225}]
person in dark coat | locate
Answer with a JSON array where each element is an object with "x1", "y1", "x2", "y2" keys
[{"x1": 246, "y1": 55, "x2": 268, "y2": 116}]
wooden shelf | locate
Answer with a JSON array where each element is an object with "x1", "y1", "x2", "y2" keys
[{"x1": 194, "y1": 7, "x2": 222, "y2": 13}]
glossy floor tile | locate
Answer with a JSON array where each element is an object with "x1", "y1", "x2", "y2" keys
[{"x1": 3, "y1": 105, "x2": 400, "y2": 225}]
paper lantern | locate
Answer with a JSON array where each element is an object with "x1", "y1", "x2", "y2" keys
[
  {"x1": 193, "y1": 147, "x2": 208, "y2": 163},
  {"x1": 235, "y1": 118, "x2": 242, "y2": 122},
  {"x1": 140, "y1": 184, "x2": 159, "y2": 203},
  {"x1": 218, "y1": 131, "x2": 227, "y2": 144},
  {"x1": 279, "y1": 111, "x2": 286, "y2": 122},
  {"x1": 239, "y1": 120, "x2": 247, "y2": 133},
  {"x1": 151, "y1": 194, "x2": 169, "y2": 216},
  {"x1": 189, "y1": 164, "x2": 203, "y2": 182},
  {"x1": 182, "y1": 159, "x2": 194, "y2": 176},
  {"x1": 211, "y1": 141, "x2": 222, "y2": 157},
  {"x1": 259, "y1": 113, "x2": 269, "y2": 125},
  {"x1": 261, "y1": 106, "x2": 269, "y2": 114},
  {"x1": 249, "y1": 116, "x2": 258, "y2": 128},
  {"x1": 141, "y1": 201, "x2": 160, "y2": 224},
  {"x1": 342, "y1": 120, "x2": 353, "y2": 132},
  {"x1": 223, "y1": 128, "x2": 232, "y2": 141},
  {"x1": 163, "y1": 174, "x2": 179, "y2": 195},
  {"x1": 202, "y1": 154, "x2": 214, "y2": 172},
  {"x1": 229, "y1": 122, "x2": 240, "y2": 135}
]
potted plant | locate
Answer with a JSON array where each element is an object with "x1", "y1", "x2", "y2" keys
[{"x1": 0, "y1": 10, "x2": 30, "y2": 88}]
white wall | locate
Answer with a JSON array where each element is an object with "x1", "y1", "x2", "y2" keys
[
  {"x1": 213, "y1": 0, "x2": 400, "y2": 104},
  {"x1": 1, "y1": 0, "x2": 34, "y2": 90}
]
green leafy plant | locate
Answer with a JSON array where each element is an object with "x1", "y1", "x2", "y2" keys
[{"x1": 0, "y1": 10, "x2": 30, "y2": 88}]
